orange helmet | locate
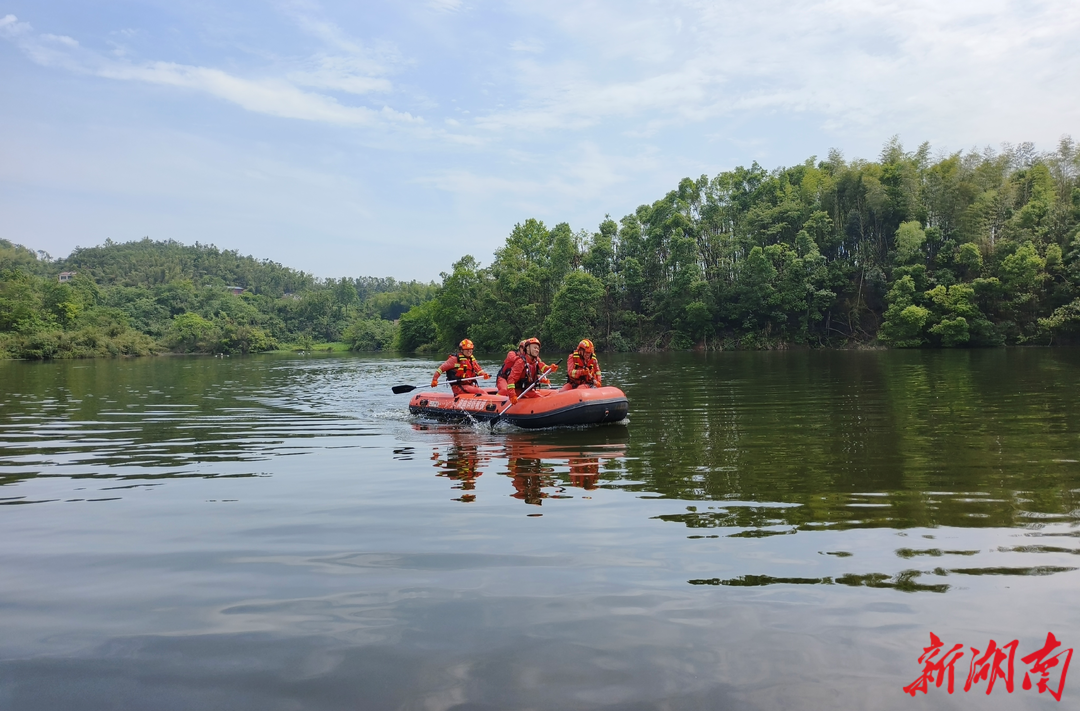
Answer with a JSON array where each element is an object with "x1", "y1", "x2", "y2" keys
[
  {"x1": 522, "y1": 337, "x2": 541, "y2": 348},
  {"x1": 458, "y1": 339, "x2": 475, "y2": 350},
  {"x1": 577, "y1": 339, "x2": 594, "y2": 354}
]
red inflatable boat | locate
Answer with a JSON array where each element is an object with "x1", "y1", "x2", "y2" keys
[{"x1": 408, "y1": 386, "x2": 629, "y2": 428}]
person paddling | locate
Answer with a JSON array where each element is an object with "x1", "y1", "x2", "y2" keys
[
  {"x1": 561, "y1": 338, "x2": 602, "y2": 391},
  {"x1": 431, "y1": 339, "x2": 490, "y2": 395},
  {"x1": 506, "y1": 337, "x2": 557, "y2": 405},
  {"x1": 496, "y1": 339, "x2": 527, "y2": 397}
]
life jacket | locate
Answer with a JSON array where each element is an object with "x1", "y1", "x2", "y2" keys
[
  {"x1": 447, "y1": 352, "x2": 482, "y2": 385},
  {"x1": 498, "y1": 349, "x2": 524, "y2": 382},
  {"x1": 567, "y1": 352, "x2": 598, "y2": 386},
  {"x1": 509, "y1": 354, "x2": 540, "y2": 393}
]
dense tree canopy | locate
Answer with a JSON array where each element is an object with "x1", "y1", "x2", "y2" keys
[
  {"x1": 400, "y1": 137, "x2": 1080, "y2": 352},
  {"x1": 5, "y1": 137, "x2": 1080, "y2": 359}
]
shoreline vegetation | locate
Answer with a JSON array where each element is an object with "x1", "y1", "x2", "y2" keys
[{"x1": 3, "y1": 138, "x2": 1080, "y2": 360}]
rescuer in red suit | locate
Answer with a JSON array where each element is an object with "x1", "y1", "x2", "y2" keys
[
  {"x1": 431, "y1": 339, "x2": 490, "y2": 395},
  {"x1": 506, "y1": 337, "x2": 557, "y2": 405},
  {"x1": 561, "y1": 338, "x2": 602, "y2": 391},
  {"x1": 496, "y1": 340, "x2": 527, "y2": 396}
]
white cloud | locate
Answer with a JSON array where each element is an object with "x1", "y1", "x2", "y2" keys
[
  {"x1": 473, "y1": 61, "x2": 715, "y2": 132},
  {"x1": 284, "y1": 5, "x2": 402, "y2": 70},
  {"x1": 0, "y1": 14, "x2": 418, "y2": 128},
  {"x1": 105, "y1": 62, "x2": 419, "y2": 126},
  {"x1": 40, "y1": 33, "x2": 79, "y2": 48},
  {"x1": 418, "y1": 141, "x2": 659, "y2": 205},
  {"x1": 287, "y1": 56, "x2": 394, "y2": 95},
  {"x1": 0, "y1": 14, "x2": 31, "y2": 37},
  {"x1": 480, "y1": 0, "x2": 1080, "y2": 145},
  {"x1": 508, "y1": 38, "x2": 544, "y2": 53},
  {"x1": 428, "y1": 0, "x2": 464, "y2": 12}
]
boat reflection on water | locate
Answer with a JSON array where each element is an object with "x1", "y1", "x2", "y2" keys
[
  {"x1": 429, "y1": 434, "x2": 489, "y2": 503},
  {"x1": 503, "y1": 441, "x2": 614, "y2": 504},
  {"x1": 417, "y1": 424, "x2": 628, "y2": 505}
]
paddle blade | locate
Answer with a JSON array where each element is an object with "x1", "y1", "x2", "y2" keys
[{"x1": 391, "y1": 384, "x2": 418, "y2": 394}]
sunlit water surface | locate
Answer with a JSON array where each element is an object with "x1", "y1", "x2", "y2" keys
[{"x1": 1, "y1": 350, "x2": 1078, "y2": 710}]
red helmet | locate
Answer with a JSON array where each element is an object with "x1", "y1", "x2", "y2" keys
[
  {"x1": 522, "y1": 337, "x2": 541, "y2": 348},
  {"x1": 458, "y1": 339, "x2": 475, "y2": 350},
  {"x1": 577, "y1": 339, "x2": 594, "y2": 354}
]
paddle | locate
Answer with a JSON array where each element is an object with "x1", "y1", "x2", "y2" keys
[
  {"x1": 489, "y1": 365, "x2": 555, "y2": 431},
  {"x1": 391, "y1": 377, "x2": 482, "y2": 395}
]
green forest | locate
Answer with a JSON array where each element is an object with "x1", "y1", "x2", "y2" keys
[
  {"x1": 3, "y1": 137, "x2": 1080, "y2": 359},
  {"x1": 403, "y1": 137, "x2": 1080, "y2": 353},
  {"x1": 0, "y1": 238, "x2": 434, "y2": 358}
]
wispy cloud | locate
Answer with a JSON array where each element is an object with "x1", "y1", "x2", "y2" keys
[
  {"x1": 287, "y1": 56, "x2": 394, "y2": 95},
  {"x1": 418, "y1": 141, "x2": 660, "y2": 208},
  {"x1": 106, "y1": 62, "x2": 418, "y2": 125},
  {"x1": 40, "y1": 33, "x2": 79, "y2": 48},
  {"x1": 283, "y1": 3, "x2": 403, "y2": 69},
  {"x1": 428, "y1": 0, "x2": 464, "y2": 12},
  {"x1": 0, "y1": 13, "x2": 418, "y2": 128},
  {"x1": 473, "y1": 0, "x2": 1080, "y2": 143},
  {"x1": 0, "y1": 14, "x2": 30, "y2": 37},
  {"x1": 508, "y1": 38, "x2": 544, "y2": 53}
]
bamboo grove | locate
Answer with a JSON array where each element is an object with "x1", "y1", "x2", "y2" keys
[{"x1": 401, "y1": 137, "x2": 1080, "y2": 352}]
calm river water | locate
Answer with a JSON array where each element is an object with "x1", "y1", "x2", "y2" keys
[{"x1": 1, "y1": 350, "x2": 1078, "y2": 710}]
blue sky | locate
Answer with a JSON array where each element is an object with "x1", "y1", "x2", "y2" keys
[{"x1": 2, "y1": 1, "x2": 1079, "y2": 281}]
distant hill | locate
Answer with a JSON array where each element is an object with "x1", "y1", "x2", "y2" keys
[
  {"x1": 1, "y1": 237, "x2": 437, "y2": 358},
  {"x1": 58, "y1": 238, "x2": 316, "y2": 298}
]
